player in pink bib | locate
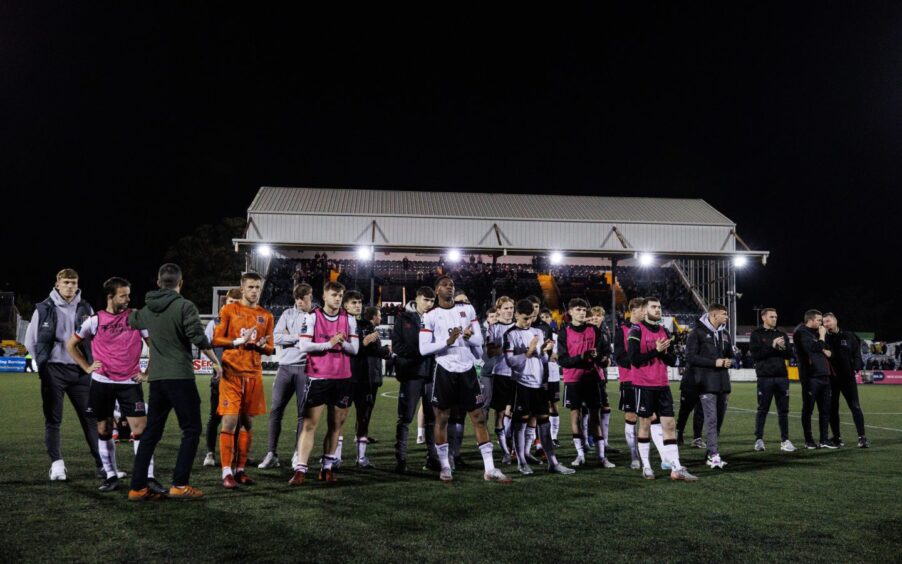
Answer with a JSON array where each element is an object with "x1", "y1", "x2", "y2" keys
[
  {"x1": 627, "y1": 296, "x2": 698, "y2": 482},
  {"x1": 66, "y1": 277, "x2": 163, "y2": 494}
]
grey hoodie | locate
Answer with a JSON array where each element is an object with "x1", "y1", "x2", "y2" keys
[{"x1": 25, "y1": 289, "x2": 94, "y2": 365}]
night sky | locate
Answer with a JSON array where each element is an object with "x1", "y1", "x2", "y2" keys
[{"x1": 2, "y1": 4, "x2": 900, "y2": 337}]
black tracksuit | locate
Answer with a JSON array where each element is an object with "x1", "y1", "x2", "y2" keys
[
  {"x1": 750, "y1": 326, "x2": 792, "y2": 441},
  {"x1": 825, "y1": 329, "x2": 866, "y2": 439},
  {"x1": 352, "y1": 318, "x2": 391, "y2": 441},
  {"x1": 793, "y1": 324, "x2": 833, "y2": 444}
]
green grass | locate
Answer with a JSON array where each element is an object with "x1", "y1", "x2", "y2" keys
[{"x1": 1, "y1": 373, "x2": 901, "y2": 563}]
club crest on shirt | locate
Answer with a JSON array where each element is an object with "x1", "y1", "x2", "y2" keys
[
  {"x1": 459, "y1": 311, "x2": 467, "y2": 318},
  {"x1": 257, "y1": 316, "x2": 264, "y2": 324}
]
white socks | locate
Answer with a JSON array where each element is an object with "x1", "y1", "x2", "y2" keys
[
  {"x1": 479, "y1": 442, "x2": 495, "y2": 472},
  {"x1": 550, "y1": 415, "x2": 560, "y2": 440},
  {"x1": 638, "y1": 439, "x2": 651, "y2": 470},
  {"x1": 625, "y1": 422, "x2": 638, "y2": 462},
  {"x1": 651, "y1": 423, "x2": 666, "y2": 462},
  {"x1": 99, "y1": 436, "x2": 117, "y2": 479}
]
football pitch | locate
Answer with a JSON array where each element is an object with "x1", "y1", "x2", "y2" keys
[{"x1": 1, "y1": 374, "x2": 900, "y2": 563}]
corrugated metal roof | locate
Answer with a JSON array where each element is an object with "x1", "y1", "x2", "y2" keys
[{"x1": 249, "y1": 187, "x2": 734, "y2": 226}]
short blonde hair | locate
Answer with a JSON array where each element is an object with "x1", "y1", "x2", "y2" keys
[
  {"x1": 56, "y1": 268, "x2": 79, "y2": 282},
  {"x1": 589, "y1": 306, "x2": 605, "y2": 317}
]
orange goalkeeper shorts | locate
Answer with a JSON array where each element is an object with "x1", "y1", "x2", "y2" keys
[{"x1": 218, "y1": 372, "x2": 267, "y2": 417}]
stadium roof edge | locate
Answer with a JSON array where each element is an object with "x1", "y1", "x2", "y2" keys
[{"x1": 239, "y1": 186, "x2": 768, "y2": 259}]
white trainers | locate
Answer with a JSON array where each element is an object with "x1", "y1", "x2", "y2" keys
[
  {"x1": 439, "y1": 467, "x2": 453, "y2": 482},
  {"x1": 203, "y1": 452, "x2": 216, "y2": 467},
  {"x1": 116, "y1": 470, "x2": 127, "y2": 479},
  {"x1": 258, "y1": 452, "x2": 280, "y2": 469},
  {"x1": 501, "y1": 453, "x2": 512, "y2": 465},
  {"x1": 780, "y1": 440, "x2": 796, "y2": 452},
  {"x1": 483, "y1": 468, "x2": 512, "y2": 483},
  {"x1": 49, "y1": 460, "x2": 67, "y2": 481},
  {"x1": 549, "y1": 463, "x2": 576, "y2": 475},
  {"x1": 670, "y1": 467, "x2": 699, "y2": 481},
  {"x1": 642, "y1": 467, "x2": 655, "y2": 480},
  {"x1": 706, "y1": 454, "x2": 727, "y2": 469},
  {"x1": 630, "y1": 459, "x2": 641, "y2": 470},
  {"x1": 518, "y1": 463, "x2": 534, "y2": 475},
  {"x1": 571, "y1": 454, "x2": 586, "y2": 467},
  {"x1": 691, "y1": 437, "x2": 706, "y2": 449},
  {"x1": 754, "y1": 439, "x2": 765, "y2": 452},
  {"x1": 599, "y1": 458, "x2": 616, "y2": 469}
]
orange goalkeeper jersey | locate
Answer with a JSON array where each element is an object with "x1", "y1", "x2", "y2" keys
[{"x1": 213, "y1": 302, "x2": 275, "y2": 375}]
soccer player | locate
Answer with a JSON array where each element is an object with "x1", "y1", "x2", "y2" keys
[
  {"x1": 542, "y1": 308, "x2": 562, "y2": 448},
  {"x1": 128, "y1": 263, "x2": 221, "y2": 500},
  {"x1": 392, "y1": 286, "x2": 437, "y2": 473},
  {"x1": 614, "y1": 298, "x2": 644, "y2": 469},
  {"x1": 684, "y1": 303, "x2": 733, "y2": 469},
  {"x1": 629, "y1": 297, "x2": 697, "y2": 481},
  {"x1": 557, "y1": 298, "x2": 610, "y2": 468},
  {"x1": 203, "y1": 288, "x2": 243, "y2": 467},
  {"x1": 345, "y1": 293, "x2": 391, "y2": 469},
  {"x1": 487, "y1": 296, "x2": 516, "y2": 464},
  {"x1": 419, "y1": 276, "x2": 510, "y2": 483},
  {"x1": 289, "y1": 281, "x2": 360, "y2": 485},
  {"x1": 793, "y1": 310, "x2": 836, "y2": 450},
  {"x1": 479, "y1": 306, "x2": 498, "y2": 422},
  {"x1": 749, "y1": 308, "x2": 795, "y2": 452},
  {"x1": 823, "y1": 313, "x2": 869, "y2": 448},
  {"x1": 258, "y1": 283, "x2": 314, "y2": 470},
  {"x1": 25, "y1": 268, "x2": 102, "y2": 481},
  {"x1": 212, "y1": 272, "x2": 275, "y2": 489},
  {"x1": 65, "y1": 277, "x2": 162, "y2": 493},
  {"x1": 504, "y1": 300, "x2": 574, "y2": 475},
  {"x1": 588, "y1": 306, "x2": 617, "y2": 462}
]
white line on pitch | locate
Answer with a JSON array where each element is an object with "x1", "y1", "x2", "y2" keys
[{"x1": 728, "y1": 406, "x2": 902, "y2": 433}]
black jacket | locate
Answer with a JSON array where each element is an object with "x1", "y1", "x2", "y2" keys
[
  {"x1": 825, "y1": 329, "x2": 862, "y2": 380},
  {"x1": 749, "y1": 327, "x2": 790, "y2": 378},
  {"x1": 684, "y1": 317, "x2": 732, "y2": 394},
  {"x1": 793, "y1": 324, "x2": 831, "y2": 379},
  {"x1": 391, "y1": 305, "x2": 432, "y2": 380},
  {"x1": 351, "y1": 318, "x2": 391, "y2": 384}
]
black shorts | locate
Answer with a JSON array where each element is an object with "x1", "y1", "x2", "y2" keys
[
  {"x1": 432, "y1": 365, "x2": 484, "y2": 412},
  {"x1": 305, "y1": 378, "x2": 353, "y2": 409},
  {"x1": 90, "y1": 380, "x2": 146, "y2": 419},
  {"x1": 547, "y1": 381, "x2": 561, "y2": 403},
  {"x1": 618, "y1": 381, "x2": 636, "y2": 413},
  {"x1": 512, "y1": 383, "x2": 550, "y2": 418},
  {"x1": 635, "y1": 385, "x2": 675, "y2": 419},
  {"x1": 491, "y1": 375, "x2": 515, "y2": 411},
  {"x1": 598, "y1": 379, "x2": 609, "y2": 406},
  {"x1": 563, "y1": 374, "x2": 602, "y2": 410}
]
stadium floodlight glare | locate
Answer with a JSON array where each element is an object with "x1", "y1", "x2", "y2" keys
[
  {"x1": 638, "y1": 252, "x2": 654, "y2": 267},
  {"x1": 733, "y1": 255, "x2": 748, "y2": 268},
  {"x1": 550, "y1": 252, "x2": 564, "y2": 265},
  {"x1": 258, "y1": 244, "x2": 272, "y2": 257},
  {"x1": 357, "y1": 246, "x2": 373, "y2": 261},
  {"x1": 447, "y1": 249, "x2": 462, "y2": 263}
]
